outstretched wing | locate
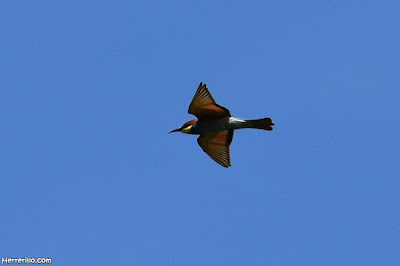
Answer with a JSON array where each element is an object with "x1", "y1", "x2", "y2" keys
[
  {"x1": 197, "y1": 129, "x2": 234, "y2": 168},
  {"x1": 188, "y1": 82, "x2": 231, "y2": 119}
]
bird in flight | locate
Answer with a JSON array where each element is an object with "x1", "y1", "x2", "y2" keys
[{"x1": 169, "y1": 82, "x2": 274, "y2": 167}]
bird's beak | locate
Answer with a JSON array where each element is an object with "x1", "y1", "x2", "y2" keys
[{"x1": 169, "y1": 128, "x2": 180, "y2": 134}]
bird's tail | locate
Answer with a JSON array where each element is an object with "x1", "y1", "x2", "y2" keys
[{"x1": 247, "y1": 117, "x2": 274, "y2": 131}]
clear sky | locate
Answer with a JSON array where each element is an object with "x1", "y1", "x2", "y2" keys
[{"x1": 1, "y1": 1, "x2": 399, "y2": 265}]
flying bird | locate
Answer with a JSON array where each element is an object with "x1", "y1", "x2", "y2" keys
[{"x1": 169, "y1": 82, "x2": 274, "y2": 167}]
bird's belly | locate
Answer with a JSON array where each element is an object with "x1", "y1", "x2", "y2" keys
[{"x1": 196, "y1": 117, "x2": 230, "y2": 134}]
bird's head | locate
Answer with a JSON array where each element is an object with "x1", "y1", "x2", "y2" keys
[{"x1": 169, "y1": 119, "x2": 197, "y2": 134}]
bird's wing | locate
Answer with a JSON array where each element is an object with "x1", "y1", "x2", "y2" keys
[
  {"x1": 188, "y1": 82, "x2": 231, "y2": 119},
  {"x1": 197, "y1": 129, "x2": 234, "y2": 168}
]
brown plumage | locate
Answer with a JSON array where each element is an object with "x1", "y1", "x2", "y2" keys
[{"x1": 170, "y1": 82, "x2": 274, "y2": 167}]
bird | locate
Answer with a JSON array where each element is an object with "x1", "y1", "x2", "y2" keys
[{"x1": 169, "y1": 82, "x2": 274, "y2": 167}]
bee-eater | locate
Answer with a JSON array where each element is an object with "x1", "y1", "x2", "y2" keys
[{"x1": 169, "y1": 82, "x2": 274, "y2": 167}]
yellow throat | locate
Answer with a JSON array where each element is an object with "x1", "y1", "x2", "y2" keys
[{"x1": 181, "y1": 125, "x2": 192, "y2": 134}]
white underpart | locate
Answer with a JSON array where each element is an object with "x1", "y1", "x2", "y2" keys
[
  {"x1": 228, "y1": 117, "x2": 249, "y2": 130},
  {"x1": 229, "y1": 117, "x2": 246, "y2": 123}
]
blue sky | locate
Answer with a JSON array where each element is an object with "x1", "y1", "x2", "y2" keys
[{"x1": 1, "y1": 1, "x2": 399, "y2": 265}]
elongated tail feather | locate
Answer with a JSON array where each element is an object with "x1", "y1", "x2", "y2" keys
[{"x1": 247, "y1": 117, "x2": 274, "y2": 131}]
